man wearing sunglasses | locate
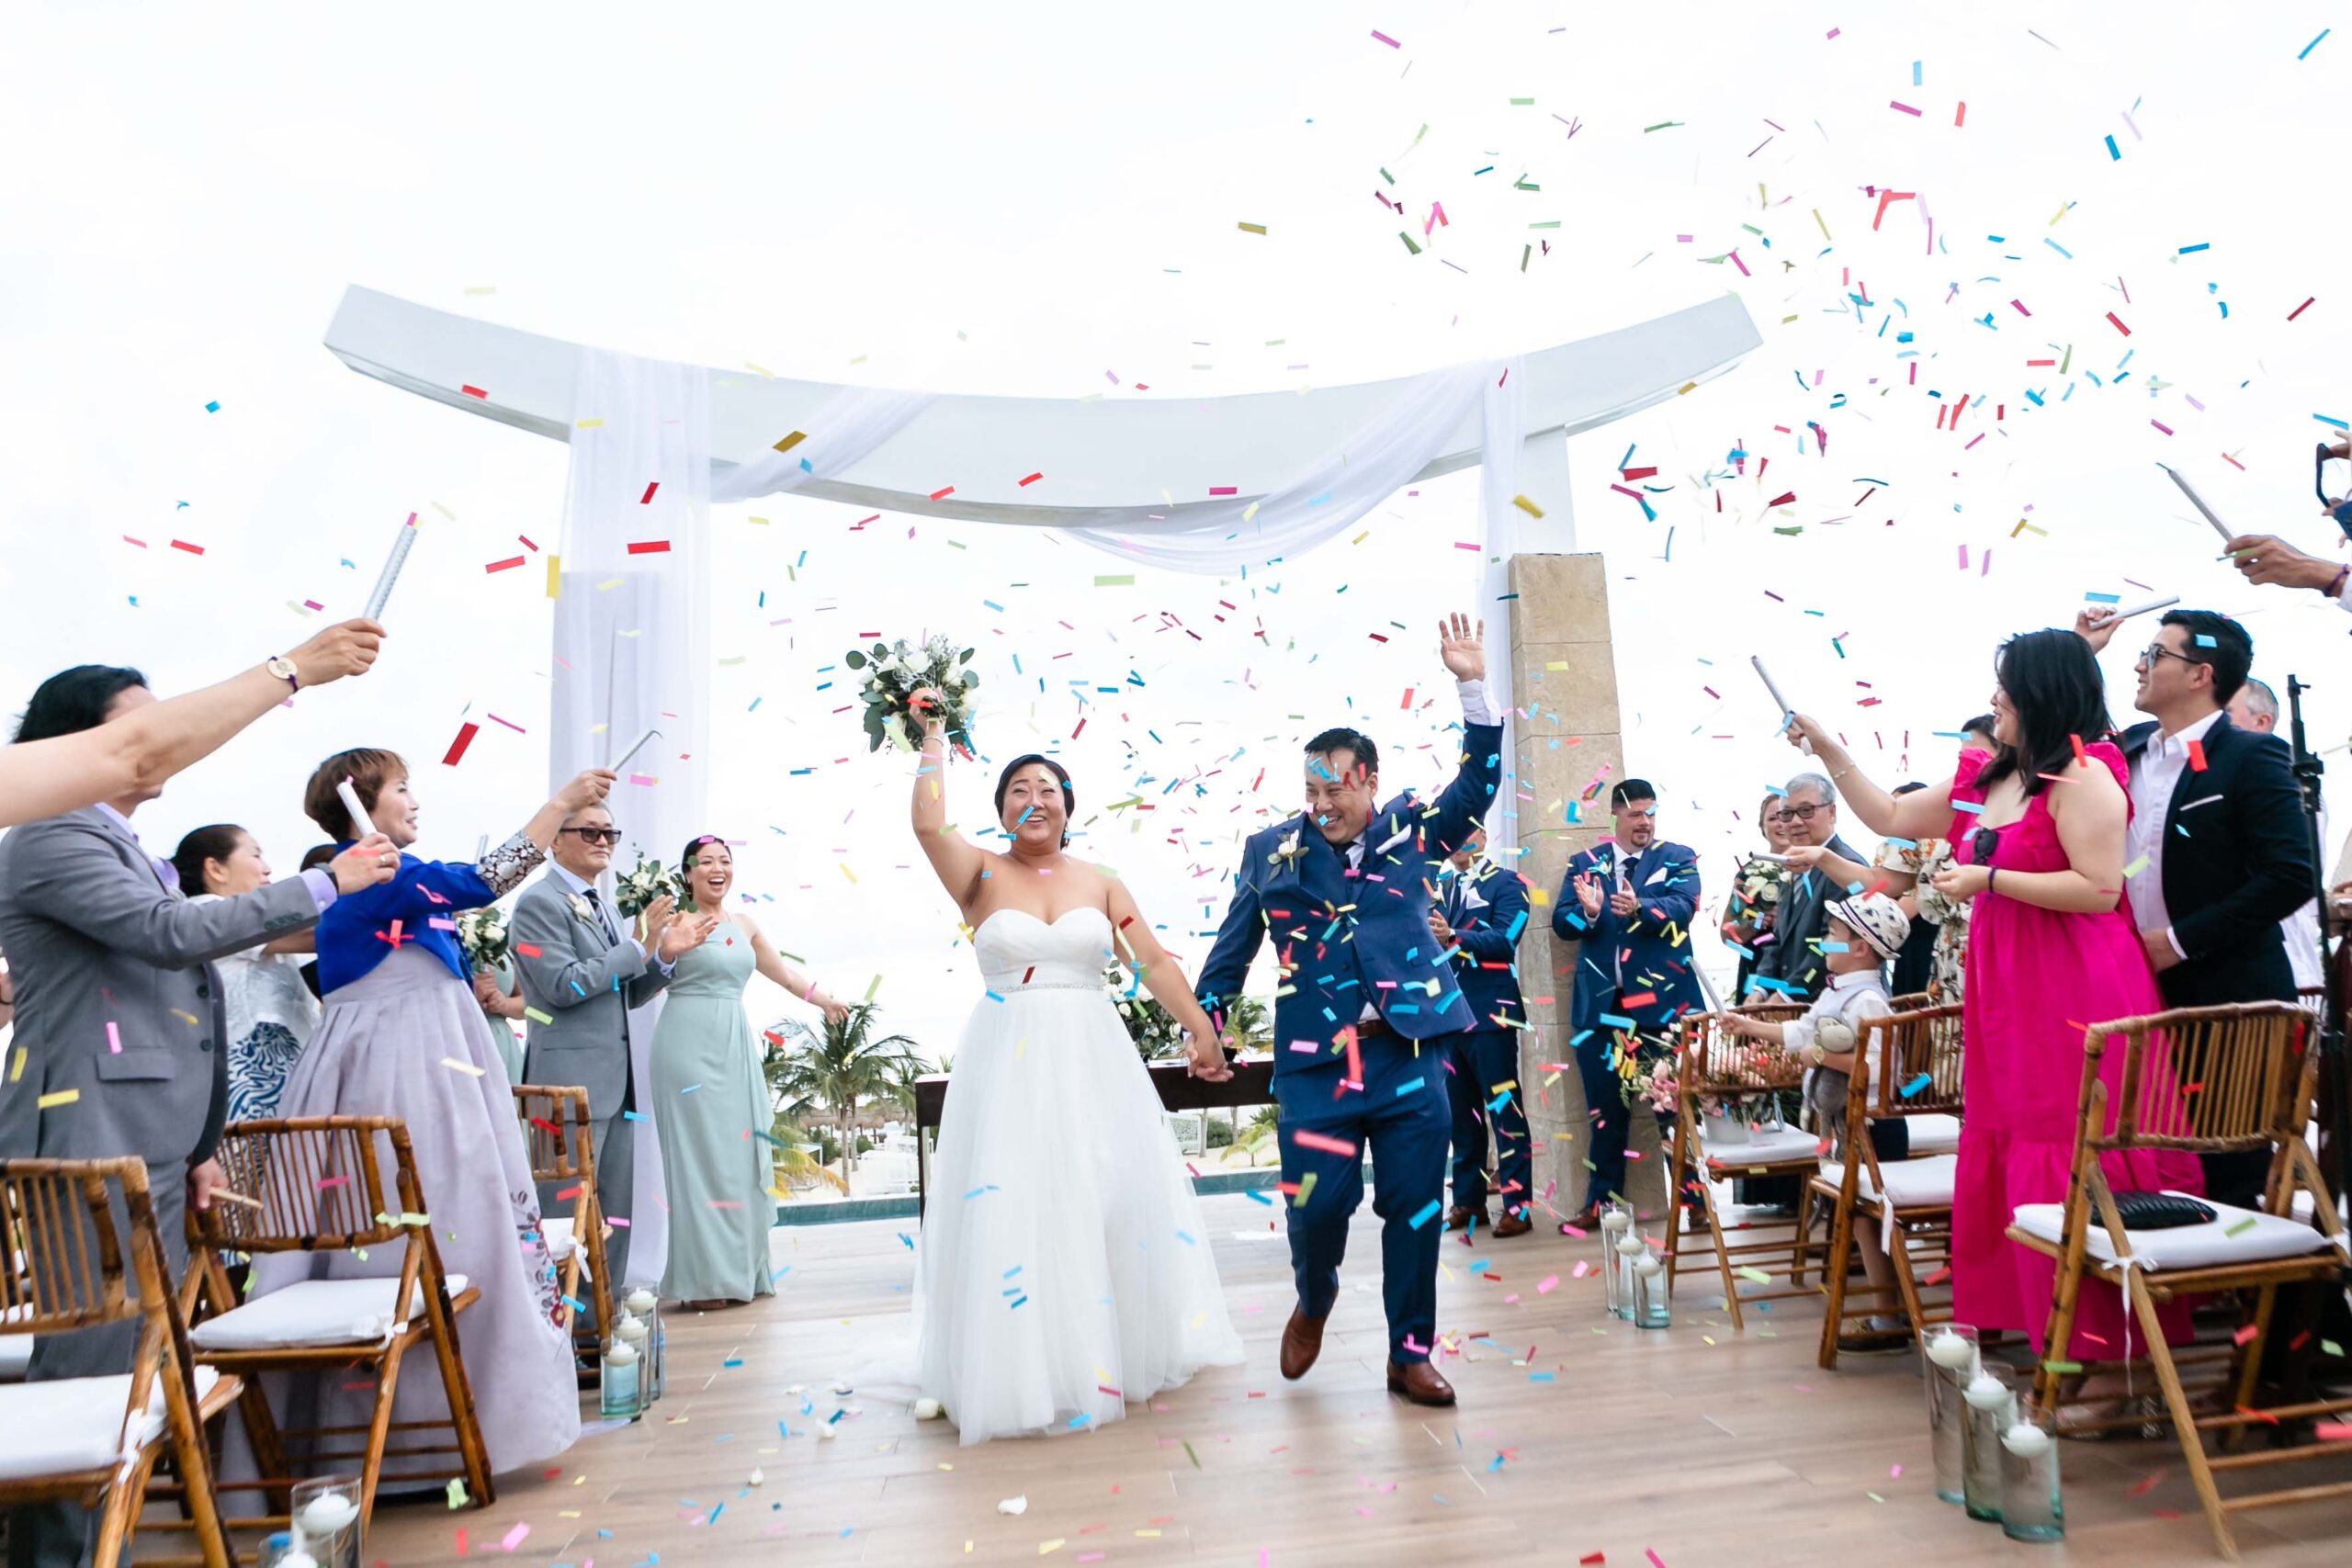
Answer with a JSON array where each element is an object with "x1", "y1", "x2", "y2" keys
[
  {"x1": 2081, "y1": 608, "x2": 2315, "y2": 1207},
  {"x1": 513, "y1": 802, "x2": 715, "y2": 1307}
]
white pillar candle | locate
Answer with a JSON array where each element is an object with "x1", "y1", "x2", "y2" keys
[
  {"x1": 1634, "y1": 1256, "x2": 1664, "y2": 1276},
  {"x1": 615, "y1": 1313, "x2": 648, "y2": 1345},
  {"x1": 1613, "y1": 1234, "x2": 1646, "y2": 1258},
  {"x1": 1963, "y1": 1373, "x2": 2010, "y2": 1410},
  {"x1": 1600, "y1": 1209, "x2": 1632, "y2": 1233},
  {"x1": 625, "y1": 1288, "x2": 658, "y2": 1316},
  {"x1": 2001, "y1": 1422, "x2": 2053, "y2": 1459},
  {"x1": 297, "y1": 1494, "x2": 358, "y2": 1537},
  {"x1": 1926, "y1": 1330, "x2": 1977, "y2": 1370},
  {"x1": 605, "y1": 1339, "x2": 639, "y2": 1367}
]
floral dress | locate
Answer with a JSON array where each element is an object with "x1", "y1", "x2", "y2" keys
[
  {"x1": 1724, "y1": 855, "x2": 1786, "y2": 998},
  {"x1": 1871, "y1": 836, "x2": 1970, "y2": 1002}
]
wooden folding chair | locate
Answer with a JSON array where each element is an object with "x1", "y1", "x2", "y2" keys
[
  {"x1": 184, "y1": 1117, "x2": 494, "y2": 1540},
  {"x1": 2006, "y1": 1001, "x2": 2351, "y2": 1560},
  {"x1": 1660, "y1": 1001, "x2": 1826, "y2": 1329},
  {"x1": 512, "y1": 1083, "x2": 613, "y2": 1351},
  {"x1": 1812, "y1": 1002, "x2": 1964, "y2": 1367},
  {"x1": 0, "y1": 1156, "x2": 239, "y2": 1568}
]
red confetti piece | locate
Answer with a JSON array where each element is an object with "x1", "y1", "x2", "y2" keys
[
  {"x1": 443, "y1": 722, "x2": 480, "y2": 766},
  {"x1": 518, "y1": 534, "x2": 537, "y2": 551},
  {"x1": 1766, "y1": 491, "x2": 1796, "y2": 507},
  {"x1": 1621, "y1": 467, "x2": 1658, "y2": 480},
  {"x1": 484, "y1": 556, "x2": 526, "y2": 573},
  {"x1": 170, "y1": 539, "x2": 205, "y2": 555},
  {"x1": 1209, "y1": 486, "x2": 1238, "y2": 496},
  {"x1": 514, "y1": 942, "x2": 542, "y2": 958},
  {"x1": 928, "y1": 485, "x2": 956, "y2": 501},
  {"x1": 121, "y1": 536, "x2": 147, "y2": 548},
  {"x1": 1292, "y1": 1129, "x2": 1359, "y2": 1156},
  {"x1": 1017, "y1": 472, "x2": 1043, "y2": 486},
  {"x1": 460, "y1": 385, "x2": 487, "y2": 400},
  {"x1": 2288, "y1": 297, "x2": 2316, "y2": 321},
  {"x1": 2107, "y1": 311, "x2": 2131, "y2": 335},
  {"x1": 2187, "y1": 739, "x2": 2207, "y2": 773},
  {"x1": 639, "y1": 480, "x2": 659, "y2": 503},
  {"x1": 627, "y1": 540, "x2": 672, "y2": 555}
]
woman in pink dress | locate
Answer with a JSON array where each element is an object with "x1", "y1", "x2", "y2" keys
[{"x1": 1785, "y1": 628, "x2": 2203, "y2": 1355}]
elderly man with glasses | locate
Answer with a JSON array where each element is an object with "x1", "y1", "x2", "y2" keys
[
  {"x1": 1748, "y1": 775, "x2": 1865, "y2": 1005},
  {"x1": 513, "y1": 801, "x2": 713, "y2": 1310}
]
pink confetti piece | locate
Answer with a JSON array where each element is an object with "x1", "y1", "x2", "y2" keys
[
  {"x1": 106, "y1": 1021, "x2": 122, "y2": 1055},
  {"x1": 501, "y1": 1522, "x2": 529, "y2": 1551},
  {"x1": 1889, "y1": 101, "x2": 1922, "y2": 116},
  {"x1": 1370, "y1": 28, "x2": 1400, "y2": 47},
  {"x1": 628, "y1": 773, "x2": 659, "y2": 786},
  {"x1": 1536, "y1": 1274, "x2": 1559, "y2": 1293},
  {"x1": 486, "y1": 714, "x2": 526, "y2": 734}
]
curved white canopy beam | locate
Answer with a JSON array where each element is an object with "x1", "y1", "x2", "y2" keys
[{"x1": 323, "y1": 287, "x2": 1759, "y2": 530}]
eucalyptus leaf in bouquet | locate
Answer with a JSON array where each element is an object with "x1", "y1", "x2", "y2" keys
[
  {"x1": 846, "y1": 633, "x2": 978, "y2": 754},
  {"x1": 613, "y1": 855, "x2": 682, "y2": 919}
]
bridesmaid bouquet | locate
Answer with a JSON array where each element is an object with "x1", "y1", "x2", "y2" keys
[
  {"x1": 847, "y1": 634, "x2": 978, "y2": 753},
  {"x1": 455, "y1": 906, "x2": 511, "y2": 973},
  {"x1": 1103, "y1": 963, "x2": 1186, "y2": 1060},
  {"x1": 613, "y1": 854, "x2": 680, "y2": 919}
]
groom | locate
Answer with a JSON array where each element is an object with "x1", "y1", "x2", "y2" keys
[{"x1": 1197, "y1": 611, "x2": 1501, "y2": 1407}]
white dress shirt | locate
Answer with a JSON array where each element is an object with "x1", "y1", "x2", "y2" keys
[
  {"x1": 547, "y1": 862, "x2": 673, "y2": 974},
  {"x1": 1349, "y1": 679, "x2": 1493, "y2": 1022},
  {"x1": 2125, "y1": 709, "x2": 2222, "y2": 956}
]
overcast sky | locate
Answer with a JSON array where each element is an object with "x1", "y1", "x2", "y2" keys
[{"x1": 6, "y1": 2, "x2": 2348, "y2": 1058}]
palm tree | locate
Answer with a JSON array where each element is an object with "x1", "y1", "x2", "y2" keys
[{"x1": 763, "y1": 1003, "x2": 924, "y2": 1180}]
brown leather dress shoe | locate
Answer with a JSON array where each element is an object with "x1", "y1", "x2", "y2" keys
[
  {"x1": 1442, "y1": 1204, "x2": 1487, "y2": 1233},
  {"x1": 1385, "y1": 1360, "x2": 1456, "y2": 1406},
  {"x1": 1490, "y1": 1210, "x2": 1532, "y2": 1238},
  {"x1": 1280, "y1": 1306, "x2": 1328, "y2": 1381}
]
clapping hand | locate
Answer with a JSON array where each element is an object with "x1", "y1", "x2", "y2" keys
[
  {"x1": 1574, "y1": 872, "x2": 1604, "y2": 921},
  {"x1": 1437, "y1": 611, "x2": 1486, "y2": 683},
  {"x1": 658, "y1": 910, "x2": 719, "y2": 962},
  {"x1": 1608, "y1": 885, "x2": 1639, "y2": 919}
]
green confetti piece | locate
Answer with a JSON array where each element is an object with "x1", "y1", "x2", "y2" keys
[
  {"x1": 1183, "y1": 1439, "x2": 1202, "y2": 1470},
  {"x1": 1398, "y1": 231, "x2": 1422, "y2": 255},
  {"x1": 446, "y1": 1478, "x2": 469, "y2": 1509},
  {"x1": 2042, "y1": 1359, "x2": 2084, "y2": 1375},
  {"x1": 1093, "y1": 575, "x2": 1135, "y2": 587},
  {"x1": 2224, "y1": 1216, "x2": 2256, "y2": 1236}
]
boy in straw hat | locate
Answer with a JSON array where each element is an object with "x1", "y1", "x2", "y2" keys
[{"x1": 1720, "y1": 890, "x2": 1913, "y2": 1341}]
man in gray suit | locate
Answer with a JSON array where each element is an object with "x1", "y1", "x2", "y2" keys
[
  {"x1": 512, "y1": 802, "x2": 713, "y2": 1301},
  {"x1": 0, "y1": 663, "x2": 393, "y2": 1568}
]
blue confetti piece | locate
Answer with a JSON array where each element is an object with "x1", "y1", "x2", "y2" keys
[
  {"x1": 1900, "y1": 1072, "x2": 1932, "y2": 1099},
  {"x1": 1408, "y1": 1198, "x2": 1443, "y2": 1229},
  {"x1": 1394, "y1": 1076, "x2": 1426, "y2": 1097}
]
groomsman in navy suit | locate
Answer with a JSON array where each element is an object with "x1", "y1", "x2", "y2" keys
[
  {"x1": 1552, "y1": 779, "x2": 1703, "y2": 1224},
  {"x1": 1431, "y1": 827, "x2": 1533, "y2": 1237},
  {"x1": 1198, "y1": 613, "x2": 1501, "y2": 1408}
]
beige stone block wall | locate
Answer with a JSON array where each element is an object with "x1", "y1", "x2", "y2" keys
[{"x1": 1505, "y1": 553, "x2": 1668, "y2": 1214}]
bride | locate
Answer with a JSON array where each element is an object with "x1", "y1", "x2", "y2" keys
[{"x1": 907, "y1": 688, "x2": 1244, "y2": 1444}]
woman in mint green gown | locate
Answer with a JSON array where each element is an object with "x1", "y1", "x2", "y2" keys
[{"x1": 652, "y1": 838, "x2": 850, "y2": 1307}]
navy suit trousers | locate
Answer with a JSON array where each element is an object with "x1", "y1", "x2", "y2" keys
[
  {"x1": 1445, "y1": 1029, "x2": 1531, "y2": 1215},
  {"x1": 1275, "y1": 1035, "x2": 1450, "y2": 1363}
]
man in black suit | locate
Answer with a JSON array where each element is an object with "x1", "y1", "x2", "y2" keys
[
  {"x1": 1747, "y1": 772, "x2": 1864, "y2": 1004},
  {"x1": 2084, "y1": 608, "x2": 2315, "y2": 1207}
]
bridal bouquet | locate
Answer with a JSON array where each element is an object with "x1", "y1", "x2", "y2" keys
[
  {"x1": 455, "y1": 906, "x2": 511, "y2": 973},
  {"x1": 1103, "y1": 962, "x2": 1186, "y2": 1060},
  {"x1": 847, "y1": 634, "x2": 978, "y2": 754},
  {"x1": 613, "y1": 854, "x2": 680, "y2": 919}
]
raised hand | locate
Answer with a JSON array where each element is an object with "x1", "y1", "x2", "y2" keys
[
  {"x1": 2072, "y1": 606, "x2": 2120, "y2": 653},
  {"x1": 2222, "y1": 533, "x2": 2339, "y2": 592},
  {"x1": 328, "y1": 832, "x2": 401, "y2": 894},
  {"x1": 659, "y1": 910, "x2": 719, "y2": 962},
  {"x1": 555, "y1": 769, "x2": 617, "y2": 813},
  {"x1": 1437, "y1": 611, "x2": 1486, "y2": 682},
  {"x1": 1782, "y1": 712, "x2": 1829, "y2": 756},
  {"x1": 1574, "y1": 872, "x2": 1604, "y2": 920},
  {"x1": 286, "y1": 618, "x2": 387, "y2": 688}
]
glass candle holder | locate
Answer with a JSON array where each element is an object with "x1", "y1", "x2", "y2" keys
[
  {"x1": 625, "y1": 1288, "x2": 665, "y2": 1401},
  {"x1": 600, "y1": 1337, "x2": 642, "y2": 1420},
  {"x1": 288, "y1": 1474, "x2": 362, "y2": 1568},
  {"x1": 1609, "y1": 1230, "x2": 1642, "y2": 1319},
  {"x1": 1631, "y1": 1254, "x2": 1670, "y2": 1329},
  {"x1": 1961, "y1": 1365, "x2": 2017, "y2": 1523},
  {"x1": 1920, "y1": 1324, "x2": 1982, "y2": 1506},
  {"x1": 1999, "y1": 1409, "x2": 2064, "y2": 1543}
]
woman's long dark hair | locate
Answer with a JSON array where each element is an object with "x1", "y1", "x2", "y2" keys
[
  {"x1": 1974, "y1": 628, "x2": 2113, "y2": 797},
  {"x1": 994, "y1": 754, "x2": 1074, "y2": 848},
  {"x1": 169, "y1": 824, "x2": 249, "y2": 897}
]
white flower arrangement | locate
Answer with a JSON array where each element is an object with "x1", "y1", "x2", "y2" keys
[
  {"x1": 1102, "y1": 961, "x2": 1186, "y2": 1060},
  {"x1": 845, "y1": 634, "x2": 979, "y2": 754},
  {"x1": 456, "y1": 906, "x2": 511, "y2": 972},
  {"x1": 613, "y1": 855, "x2": 681, "y2": 919}
]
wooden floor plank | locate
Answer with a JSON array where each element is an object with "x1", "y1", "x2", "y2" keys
[{"x1": 353, "y1": 1194, "x2": 2352, "y2": 1565}]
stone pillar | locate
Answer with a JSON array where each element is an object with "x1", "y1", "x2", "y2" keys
[{"x1": 1506, "y1": 552, "x2": 1665, "y2": 1217}]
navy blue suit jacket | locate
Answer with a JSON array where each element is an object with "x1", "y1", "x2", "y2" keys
[
  {"x1": 1438, "y1": 857, "x2": 1529, "y2": 1029},
  {"x1": 1551, "y1": 839, "x2": 1703, "y2": 1037},
  {"x1": 1196, "y1": 721, "x2": 1504, "y2": 1077}
]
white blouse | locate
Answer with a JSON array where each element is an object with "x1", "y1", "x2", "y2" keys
[{"x1": 189, "y1": 893, "x2": 322, "y2": 1046}]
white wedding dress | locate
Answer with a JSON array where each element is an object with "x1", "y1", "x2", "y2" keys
[{"x1": 914, "y1": 907, "x2": 1244, "y2": 1444}]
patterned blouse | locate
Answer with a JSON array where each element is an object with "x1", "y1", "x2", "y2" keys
[{"x1": 1872, "y1": 835, "x2": 1968, "y2": 1002}]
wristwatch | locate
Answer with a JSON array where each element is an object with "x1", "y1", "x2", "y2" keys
[{"x1": 266, "y1": 656, "x2": 300, "y2": 694}]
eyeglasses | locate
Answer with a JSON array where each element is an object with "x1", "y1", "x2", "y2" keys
[
  {"x1": 560, "y1": 827, "x2": 623, "y2": 846},
  {"x1": 1775, "y1": 802, "x2": 1829, "y2": 822},
  {"x1": 2137, "y1": 643, "x2": 2201, "y2": 671}
]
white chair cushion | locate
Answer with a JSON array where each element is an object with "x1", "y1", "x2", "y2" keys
[
  {"x1": 1702, "y1": 1124, "x2": 1822, "y2": 1168},
  {"x1": 1906, "y1": 1114, "x2": 1962, "y2": 1156},
  {"x1": 1818, "y1": 1154, "x2": 1958, "y2": 1208},
  {"x1": 0, "y1": 1303, "x2": 31, "y2": 1382},
  {"x1": 2011, "y1": 1192, "x2": 2343, "y2": 1272},
  {"x1": 0, "y1": 1365, "x2": 220, "y2": 1479},
  {"x1": 191, "y1": 1274, "x2": 469, "y2": 1352}
]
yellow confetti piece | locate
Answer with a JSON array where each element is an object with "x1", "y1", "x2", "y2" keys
[
  {"x1": 839, "y1": 863, "x2": 858, "y2": 884},
  {"x1": 1040, "y1": 1542, "x2": 1066, "y2": 1556},
  {"x1": 442, "y1": 1057, "x2": 485, "y2": 1077},
  {"x1": 747, "y1": 515, "x2": 769, "y2": 525},
  {"x1": 524, "y1": 1007, "x2": 554, "y2": 1025},
  {"x1": 1812, "y1": 208, "x2": 1831, "y2": 241},
  {"x1": 595, "y1": 577, "x2": 623, "y2": 592},
  {"x1": 465, "y1": 285, "x2": 498, "y2": 296},
  {"x1": 37, "y1": 1089, "x2": 78, "y2": 1109},
  {"x1": 1237, "y1": 221, "x2": 1267, "y2": 234},
  {"x1": 8, "y1": 1046, "x2": 23, "y2": 1083},
  {"x1": 1510, "y1": 494, "x2": 1544, "y2": 518},
  {"x1": 718, "y1": 655, "x2": 747, "y2": 666},
  {"x1": 744, "y1": 362, "x2": 775, "y2": 378},
  {"x1": 771, "y1": 430, "x2": 808, "y2": 454},
  {"x1": 547, "y1": 553, "x2": 561, "y2": 599}
]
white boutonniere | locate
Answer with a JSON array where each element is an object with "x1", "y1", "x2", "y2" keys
[
  {"x1": 1269, "y1": 829, "x2": 1308, "y2": 873},
  {"x1": 565, "y1": 893, "x2": 594, "y2": 926}
]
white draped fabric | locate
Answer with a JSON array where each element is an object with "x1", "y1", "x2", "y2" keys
[
  {"x1": 710, "y1": 386, "x2": 935, "y2": 502},
  {"x1": 553, "y1": 347, "x2": 717, "y2": 1289},
  {"x1": 1475, "y1": 358, "x2": 1528, "y2": 856}
]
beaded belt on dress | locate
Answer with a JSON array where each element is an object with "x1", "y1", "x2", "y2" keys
[{"x1": 981, "y1": 977, "x2": 1100, "y2": 995}]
